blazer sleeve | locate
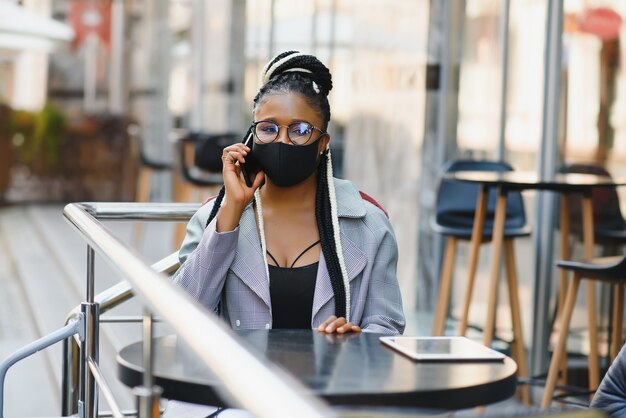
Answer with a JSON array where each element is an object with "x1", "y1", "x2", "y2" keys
[
  {"x1": 359, "y1": 213, "x2": 405, "y2": 335},
  {"x1": 173, "y1": 203, "x2": 239, "y2": 312},
  {"x1": 591, "y1": 343, "x2": 626, "y2": 417}
]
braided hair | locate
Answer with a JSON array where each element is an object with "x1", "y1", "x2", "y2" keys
[{"x1": 206, "y1": 51, "x2": 351, "y2": 321}]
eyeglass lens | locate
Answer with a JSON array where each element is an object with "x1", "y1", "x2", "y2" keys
[{"x1": 254, "y1": 121, "x2": 315, "y2": 145}]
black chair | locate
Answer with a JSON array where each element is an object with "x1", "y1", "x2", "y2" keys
[
  {"x1": 173, "y1": 132, "x2": 239, "y2": 246},
  {"x1": 178, "y1": 132, "x2": 240, "y2": 190},
  {"x1": 543, "y1": 254, "x2": 626, "y2": 408},
  {"x1": 431, "y1": 159, "x2": 531, "y2": 336},
  {"x1": 558, "y1": 163, "x2": 626, "y2": 253}
]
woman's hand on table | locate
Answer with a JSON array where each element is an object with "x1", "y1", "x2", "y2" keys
[{"x1": 317, "y1": 315, "x2": 361, "y2": 334}]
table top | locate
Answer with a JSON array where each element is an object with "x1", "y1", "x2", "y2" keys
[
  {"x1": 446, "y1": 171, "x2": 626, "y2": 192},
  {"x1": 117, "y1": 330, "x2": 518, "y2": 410}
]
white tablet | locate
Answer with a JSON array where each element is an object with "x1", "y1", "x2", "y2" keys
[{"x1": 380, "y1": 336, "x2": 506, "y2": 362}]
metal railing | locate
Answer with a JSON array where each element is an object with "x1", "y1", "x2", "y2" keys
[
  {"x1": 1, "y1": 203, "x2": 336, "y2": 418},
  {"x1": 59, "y1": 202, "x2": 335, "y2": 418},
  {"x1": 62, "y1": 202, "x2": 199, "y2": 418},
  {"x1": 62, "y1": 251, "x2": 180, "y2": 415}
]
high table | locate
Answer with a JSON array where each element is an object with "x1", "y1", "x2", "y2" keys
[
  {"x1": 117, "y1": 330, "x2": 518, "y2": 410},
  {"x1": 447, "y1": 170, "x2": 626, "y2": 397}
]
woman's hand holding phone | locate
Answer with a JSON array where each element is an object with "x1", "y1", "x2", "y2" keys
[{"x1": 218, "y1": 143, "x2": 264, "y2": 231}]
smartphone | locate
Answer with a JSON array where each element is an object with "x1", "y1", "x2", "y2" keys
[{"x1": 240, "y1": 131, "x2": 261, "y2": 187}]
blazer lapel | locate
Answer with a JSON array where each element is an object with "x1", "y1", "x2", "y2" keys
[
  {"x1": 229, "y1": 205, "x2": 271, "y2": 309},
  {"x1": 312, "y1": 232, "x2": 367, "y2": 317},
  {"x1": 228, "y1": 179, "x2": 369, "y2": 315}
]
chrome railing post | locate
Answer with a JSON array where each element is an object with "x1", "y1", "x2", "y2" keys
[
  {"x1": 62, "y1": 333, "x2": 80, "y2": 415},
  {"x1": 134, "y1": 310, "x2": 161, "y2": 418},
  {"x1": 79, "y1": 246, "x2": 99, "y2": 418}
]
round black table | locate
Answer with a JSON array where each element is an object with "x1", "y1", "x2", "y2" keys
[
  {"x1": 117, "y1": 330, "x2": 518, "y2": 410},
  {"x1": 446, "y1": 171, "x2": 624, "y2": 192}
]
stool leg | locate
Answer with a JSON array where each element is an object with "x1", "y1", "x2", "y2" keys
[
  {"x1": 459, "y1": 186, "x2": 488, "y2": 335},
  {"x1": 433, "y1": 237, "x2": 458, "y2": 336},
  {"x1": 136, "y1": 167, "x2": 153, "y2": 202},
  {"x1": 132, "y1": 167, "x2": 153, "y2": 248},
  {"x1": 557, "y1": 281, "x2": 569, "y2": 387},
  {"x1": 484, "y1": 190, "x2": 507, "y2": 346},
  {"x1": 558, "y1": 196, "x2": 571, "y2": 313},
  {"x1": 611, "y1": 284, "x2": 624, "y2": 362},
  {"x1": 581, "y1": 195, "x2": 600, "y2": 391},
  {"x1": 504, "y1": 239, "x2": 530, "y2": 405},
  {"x1": 172, "y1": 175, "x2": 194, "y2": 250},
  {"x1": 557, "y1": 195, "x2": 571, "y2": 387},
  {"x1": 174, "y1": 219, "x2": 189, "y2": 250},
  {"x1": 542, "y1": 272, "x2": 582, "y2": 408},
  {"x1": 586, "y1": 281, "x2": 600, "y2": 391}
]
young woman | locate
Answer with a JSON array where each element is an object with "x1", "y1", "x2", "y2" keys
[{"x1": 174, "y1": 51, "x2": 404, "y2": 335}]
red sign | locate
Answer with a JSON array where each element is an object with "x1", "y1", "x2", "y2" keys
[
  {"x1": 69, "y1": 0, "x2": 111, "y2": 50},
  {"x1": 580, "y1": 8, "x2": 622, "y2": 41}
]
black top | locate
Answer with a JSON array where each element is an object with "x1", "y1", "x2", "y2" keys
[{"x1": 269, "y1": 262, "x2": 318, "y2": 329}]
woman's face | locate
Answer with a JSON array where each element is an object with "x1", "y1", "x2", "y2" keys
[{"x1": 254, "y1": 92, "x2": 329, "y2": 150}]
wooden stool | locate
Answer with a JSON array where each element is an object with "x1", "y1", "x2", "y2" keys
[
  {"x1": 432, "y1": 160, "x2": 531, "y2": 335},
  {"x1": 431, "y1": 159, "x2": 531, "y2": 404},
  {"x1": 542, "y1": 255, "x2": 626, "y2": 408},
  {"x1": 554, "y1": 164, "x2": 625, "y2": 389}
]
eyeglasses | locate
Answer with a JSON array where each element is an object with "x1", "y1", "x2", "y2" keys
[{"x1": 252, "y1": 121, "x2": 326, "y2": 146}]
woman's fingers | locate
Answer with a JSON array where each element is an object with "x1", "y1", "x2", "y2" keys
[
  {"x1": 337, "y1": 324, "x2": 361, "y2": 334},
  {"x1": 317, "y1": 316, "x2": 361, "y2": 334},
  {"x1": 317, "y1": 315, "x2": 338, "y2": 332},
  {"x1": 222, "y1": 144, "x2": 250, "y2": 166},
  {"x1": 221, "y1": 144, "x2": 259, "y2": 195},
  {"x1": 215, "y1": 143, "x2": 258, "y2": 231},
  {"x1": 334, "y1": 323, "x2": 361, "y2": 334}
]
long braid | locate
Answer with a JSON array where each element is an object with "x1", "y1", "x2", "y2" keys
[
  {"x1": 205, "y1": 186, "x2": 225, "y2": 228},
  {"x1": 254, "y1": 189, "x2": 270, "y2": 281},
  {"x1": 316, "y1": 150, "x2": 349, "y2": 320},
  {"x1": 325, "y1": 147, "x2": 350, "y2": 321}
]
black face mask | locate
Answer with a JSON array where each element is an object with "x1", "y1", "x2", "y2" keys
[{"x1": 253, "y1": 138, "x2": 322, "y2": 187}]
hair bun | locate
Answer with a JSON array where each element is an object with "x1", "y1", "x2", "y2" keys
[{"x1": 261, "y1": 51, "x2": 333, "y2": 94}]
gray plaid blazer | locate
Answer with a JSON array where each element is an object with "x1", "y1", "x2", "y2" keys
[{"x1": 173, "y1": 178, "x2": 405, "y2": 335}]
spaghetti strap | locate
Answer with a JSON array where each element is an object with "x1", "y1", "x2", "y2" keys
[
  {"x1": 266, "y1": 240, "x2": 321, "y2": 268},
  {"x1": 289, "y1": 240, "x2": 321, "y2": 268},
  {"x1": 266, "y1": 250, "x2": 280, "y2": 267}
]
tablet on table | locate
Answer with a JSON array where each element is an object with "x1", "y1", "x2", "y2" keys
[{"x1": 380, "y1": 336, "x2": 505, "y2": 362}]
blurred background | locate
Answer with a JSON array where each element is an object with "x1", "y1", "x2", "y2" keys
[{"x1": 1, "y1": 1, "x2": 626, "y2": 409}]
